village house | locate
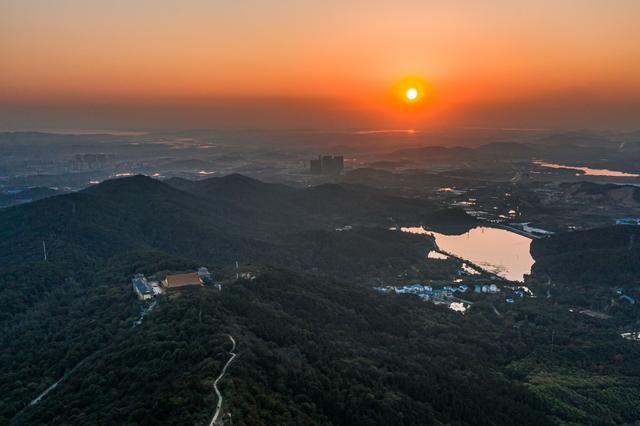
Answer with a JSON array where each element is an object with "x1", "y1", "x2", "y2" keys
[
  {"x1": 238, "y1": 272, "x2": 257, "y2": 280},
  {"x1": 620, "y1": 294, "x2": 636, "y2": 304},
  {"x1": 482, "y1": 284, "x2": 500, "y2": 294},
  {"x1": 149, "y1": 281, "x2": 163, "y2": 295},
  {"x1": 132, "y1": 274, "x2": 153, "y2": 301},
  {"x1": 197, "y1": 267, "x2": 212, "y2": 283},
  {"x1": 615, "y1": 217, "x2": 640, "y2": 226},
  {"x1": 395, "y1": 283, "x2": 424, "y2": 294}
]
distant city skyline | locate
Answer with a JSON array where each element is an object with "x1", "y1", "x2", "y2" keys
[{"x1": 2, "y1": 1, "x2": 640, "y2": 130}]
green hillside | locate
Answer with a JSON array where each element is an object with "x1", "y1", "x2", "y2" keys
[{"x1": 1, "y1": 175, "x2": 639, "y2": 425}]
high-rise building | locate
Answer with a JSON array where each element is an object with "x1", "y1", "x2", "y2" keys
[
  {"x1": 310, "y1": 155, "x2": 343, "y2": 175},
  {"x1": 310, "y1": 158, "x2": 322, "y2": 174}
]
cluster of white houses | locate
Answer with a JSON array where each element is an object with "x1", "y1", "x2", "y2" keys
[
  {"x1": 616, "y1": 217, "x2": 640, "y2": 226},
  {"x1": 132, "y1": 267, "x2": 212, "y2": 300},
  {"x1": 377, "y1": 280, "x2": 537, "y2": 311},
  {"x1": 378, "y1": 282, "x2": 500, "y2": 301}
]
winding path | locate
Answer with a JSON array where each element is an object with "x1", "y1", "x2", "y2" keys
[
  {"x1": 132, "y1": 299, "x2": 157, "y2": 328},
  {"x1": 13, "y1": 302, "x2": 158, "y2": 423},
  {"x1": 209, "y1": 335, "x2": 237, "y2": 426},
  {"x1": 11, "y1": 349, "x2": 103, "y2": 424}
]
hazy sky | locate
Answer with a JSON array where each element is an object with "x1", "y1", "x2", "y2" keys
[{"x1": 1, "y1": 0, "x2": 639, "y2": 130}]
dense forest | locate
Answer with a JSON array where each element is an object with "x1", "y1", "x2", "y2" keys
[
  {"x1": 2, "y1": 175, "x2": 639, "y2": 425},
  {"x1": 531, "y1": 225, "x2": 640, "y2": 286}
]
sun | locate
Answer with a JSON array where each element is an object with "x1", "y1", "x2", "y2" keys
[
  {"x1": 394, "y1": 76, "x2": 428, "y2": 105},
  {"x1": 405, "y1": 87, "x2": 419, "y2": 101}
]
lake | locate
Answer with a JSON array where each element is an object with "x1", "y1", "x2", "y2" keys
[
  {"x1": 533, "y1": 160, "x2": 639, "y2": 178},
  {"x1": 401, "y1": 226, "x2": 534, "y2": 282}
]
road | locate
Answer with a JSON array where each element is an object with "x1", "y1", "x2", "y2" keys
[
  {"x1": 450, "y1": 296, "x2": 474, "y2": 305},
  {"x1": 28, "y1": 378, "x2": 63, "y2": 407},
  {"x1": 491, "y1": 304, "x2": 503, "y2": 318},
  {"x1": 28, "y1": 351, "x2": 94, "y2": 406},
  {"x1": 13, "y1": 302, "x2": 158, "y2": 423},
  {"x1": 493, "y1": 223, "x2": 543, "y2": 239},
  {"x1": 511, "y1": 167, "x2": 523, "y2": 184},
  {"x1": 209, "y1": 335, "x2": 237, "y2": 426},
  {"x1": 10, "y1": 349, "x2": 103, "y2": 424}
]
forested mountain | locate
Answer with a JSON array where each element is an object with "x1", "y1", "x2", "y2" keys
[
  {"x1": 166, "y1": 174, "x2": 440, "y2": 233},
  {"x1": 0, "y1": 187, "x2": 60, "y2": 208},
  {"x1": 556, "y1": 182, "x2": 640, "y2": 207},
  {"x1": 0, "y1": 174, "x2": 451, "y2": 272},
  {"x1": 1, "y1": 175, "x2": 639, "y2": 425},
  {"x1": 531, "y1": 225, "x2": 640, "y2": 286},
  {"x1": 9, "y1": 269, "x2": 560, "y2": 425},
  {"x1": 0, "y1": 175, "x2": 265, "y2": 268}
]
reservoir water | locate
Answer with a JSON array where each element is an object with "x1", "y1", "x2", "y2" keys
[
  {"x1": 401, "y1": 226, "x2": 534, "y2": 282},
  {"x1": 533, "y1": 160, "x2": 639, "y2": 178}
]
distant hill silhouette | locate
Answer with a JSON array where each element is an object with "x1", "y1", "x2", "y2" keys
[
  {"x1": 0, "y1": 187, "x2": 60, "y2": 208},
  {"x1": 0, "y1": 174, "x2": 449, "y2": 270}
]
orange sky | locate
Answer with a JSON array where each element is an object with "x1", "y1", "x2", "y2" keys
[{"x1": 1, "y1": 1, "x2": 640, "y2": 130}]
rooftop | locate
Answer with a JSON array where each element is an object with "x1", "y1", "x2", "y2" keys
[
  {"x1": 133, "y1": 277, "x2": 152, "y2": 295},
  {"x1": 163, "y1": 272, "x2": 203, "y2": 288}
]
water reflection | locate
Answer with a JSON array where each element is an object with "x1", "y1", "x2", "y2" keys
[
  {"x1": 401, "y1": 226, "x2": 534, "y2": 282},
  {"x1": 533, "y1": 160, "x2": 639, "y2": 177}
]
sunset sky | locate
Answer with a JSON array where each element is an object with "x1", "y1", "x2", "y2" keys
[{"x1": 2, "y1": 0, "x2": 639, "y2": 130}]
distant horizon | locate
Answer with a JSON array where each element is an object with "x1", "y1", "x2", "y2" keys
[
  {"x1": 1, "y1": 126, "x2": 637, "y2": 136},
  {"x1": 2, "y1": 92, "x2": 639, "y2": 131}
]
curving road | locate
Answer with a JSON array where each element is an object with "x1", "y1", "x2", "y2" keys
[
  {"x1": 11, "y1": 348, "x2": 104, "y2": 424},
  {"x1": 209, "y1": 335, "x2": 237, "y2": 426}
]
